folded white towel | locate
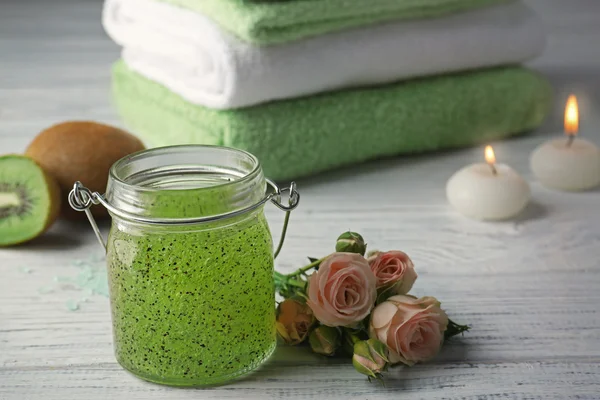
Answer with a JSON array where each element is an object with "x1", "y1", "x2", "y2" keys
[{"x1": 103, "y1": 0, "x2": 546, "y2": 110}]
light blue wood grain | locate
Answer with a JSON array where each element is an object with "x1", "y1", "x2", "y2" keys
[{"x1": 1, "y1": 1, "x2": 600, "y2": 399}]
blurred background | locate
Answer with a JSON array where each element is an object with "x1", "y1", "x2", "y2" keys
[{"x1": 1, "y1": 0, "x2": 600, "y2": 152}]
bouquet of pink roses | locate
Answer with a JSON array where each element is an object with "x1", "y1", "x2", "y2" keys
[{"x1": 274, "y1": 232, "x2": 469, "y2": 382}]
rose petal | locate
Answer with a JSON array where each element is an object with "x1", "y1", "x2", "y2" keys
[
  {"x1": 387, "y1": 348, "x2": 408, "y2": 365},
  {"x1": 353, "y1": 355, "x2": 380, "y2": 373},
  {"x1": 394, "y1": 323, "x2": 413, "y2": 356},
  {"x1": 343, "y1": 287, "x2": 360, "y2": 308},
  {"x1": 371, "y1": 301, "x2": 398, "y2": 329}
]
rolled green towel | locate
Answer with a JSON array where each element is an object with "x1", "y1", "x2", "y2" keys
[
  {"x1": 157, "y1": 0, "x2": 510, "y2": 45},
  {"x1": 112, "y1": 61, "x2": 552, "y2": 181}
]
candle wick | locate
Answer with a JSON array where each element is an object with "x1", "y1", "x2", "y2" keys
[
  {"x1": 566, "y1": 134, "x2": 575, "y2": 147},
  {"x1": 490, "y1": 163, "x2": 498, "y2": 176}
]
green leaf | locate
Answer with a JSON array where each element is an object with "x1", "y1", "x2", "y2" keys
[
  {"x1": 365, "y1": 374, "x2": 386, "y2": 386},
  {"x1": 444, "y1": 318, "x2": 470, "y2": 340}
]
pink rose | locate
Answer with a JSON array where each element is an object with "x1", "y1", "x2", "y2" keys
[
  {"x1": 369, "y1": 295, "x2": 448, "y2": 365},
  {"x1": 368, "y1": 251, "x2": 417, "y2": 295},
  {"x1": 307, "y1": 253, "x2": 377, "y2": 327}
]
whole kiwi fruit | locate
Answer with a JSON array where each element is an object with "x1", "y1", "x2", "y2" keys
[
  {"x1": 0, "y1": 154, "x2": 61, "y2": 246},
  {"x1": 25, "y1": 121, "x2": 145, "y2": 220}
]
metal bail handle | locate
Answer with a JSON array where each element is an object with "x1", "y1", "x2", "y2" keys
[
  {"x1": 68, "y1": 180, "x2": 300, "y2": 259},
  {"x1": 269, "y1": 181, "x2": 300, "y2": 259},
  {"x1": 68, "y1": 182, "x2": 107, "y2": 251}
]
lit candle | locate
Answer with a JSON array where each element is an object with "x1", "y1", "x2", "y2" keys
[
  {"x1": 446, "y1": 146, "x2": 530, "y2": 220},
  {"x1": 530, "y1": 95, "x2": 600, "y2": 191}
]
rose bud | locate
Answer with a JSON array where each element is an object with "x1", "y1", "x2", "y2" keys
[
  {"x1": 369, "y1": 295, "x2": 448, "y2": 365},
  {"x1": 309, "y1": 325, "x2": 341, "y2": 356},
  {"x1": 368, "y1": 251, "x2": 417, "y2": 295},
  {"x1": 352, "y1": 339, "x2": 389, "y2": 379},
  {"x1": 276, "y1": 298, "x2": 315, "y2": 345},
  {"x1": 335, "y1": 232, "x2": 367, "y2": 255},
  {"x1": 307, "y1": 253, "x2": 377, "y2": 327}
]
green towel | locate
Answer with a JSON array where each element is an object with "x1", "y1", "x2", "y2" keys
[
  {"x1": 157, "y1": 0, "x2": 510, "y2": 45},
  {"x1": 112, "y1": 60, "x2": 552, "y2": 181}
]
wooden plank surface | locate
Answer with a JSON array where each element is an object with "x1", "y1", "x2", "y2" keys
[{"x1": 1, "y1": 0, "x2": 600, "y2": 399}]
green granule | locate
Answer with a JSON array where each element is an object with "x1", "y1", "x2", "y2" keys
[
  {"x1": 62, "y1": 254, "x2": 109, "y2": 297},
  {"x1": 73, "y1": 263, "x2": 109, "y2": 297},
  {"x1": 106, "y1": 211, "x2": 276, "y2": 386},
  {"x1": 52, "y1": 259, "x2": 109, "y2": 296},
  {"x1": 18, "y1": 266, "x2": 32, "y2": 274},
  {"x1": 66, "y1": 299, "x2": 80, "y2": 311},
  {"x1": 37, "y1": 286, "x2": 54, "y2": 294},
  {"x1": 42, "y1": 253, "x2": 109, "y2": 310}
]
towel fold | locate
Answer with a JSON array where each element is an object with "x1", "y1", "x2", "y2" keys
[
  {"x1": 104, "y1": 0, "x2": 545, "y2": 109},
  {"x1": 112, "y1": 61, "x2": 552, "y2": 180},
  {"x1": 154, "y1": 0, "x2": 509, "y2": 44}
]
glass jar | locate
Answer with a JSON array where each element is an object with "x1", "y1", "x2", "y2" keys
[{"x1": 68, "y1": 145, "x2": 299, "y2": 387}]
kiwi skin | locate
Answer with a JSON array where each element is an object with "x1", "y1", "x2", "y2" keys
[
  {"x1": 25, "y1": 121, "x2": 145, "y2": 220},
  {"x1": 0, "y1": 155, "x2": 61, "y2": 246},
  {"x1": 35, "y1": 160, "x2": 62, "y2": 239}
]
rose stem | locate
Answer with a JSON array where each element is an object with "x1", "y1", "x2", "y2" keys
[{"x1": 285, "y1": 255, "x2": 331, "y2": 278}]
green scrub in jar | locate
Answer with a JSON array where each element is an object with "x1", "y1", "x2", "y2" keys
[{"x1": 98, "y1": 146, "x2": 284, "y2": 386}]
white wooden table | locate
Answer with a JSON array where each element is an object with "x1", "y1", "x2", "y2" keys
[{"x1": 1, "y1": 1, "x2": 600, "y2": 398}]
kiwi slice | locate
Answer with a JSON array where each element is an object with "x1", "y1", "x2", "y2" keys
[{"x1": 0, "y1": 155, "x2": 61, "y2": 246}]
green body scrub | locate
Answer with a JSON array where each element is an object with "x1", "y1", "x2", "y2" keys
[
  {"x1": 97, "y1": 145, "x2": 280, "y2": 387},
  {"x1": 107, "y1": 212, "x2": 275, "y2": 386}
]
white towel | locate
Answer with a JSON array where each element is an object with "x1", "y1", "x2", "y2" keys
[{"x1": 103, "y1": 0, "x2": 546, "y2": 110}]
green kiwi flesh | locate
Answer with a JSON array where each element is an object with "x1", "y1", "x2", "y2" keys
[{"x1": 0, "y1": 155, "x2": 60, "y2": 246}]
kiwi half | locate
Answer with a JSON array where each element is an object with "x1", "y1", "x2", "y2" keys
[{"x1": 0, "y1": 155, "x2": 61, "y2": 246}]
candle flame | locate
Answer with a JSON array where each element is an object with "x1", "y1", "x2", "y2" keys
[
  {"x1": 564, "y1": 95, "x2": 578, "y2": 135},
  {"x1": 485, "y1": 145, "x2": 496, "y2": 165}
]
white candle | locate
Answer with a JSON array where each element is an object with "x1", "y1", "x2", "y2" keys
[
  {"x1": 530, "y1": 95, "x2": 600, "y2": 191},
  {"x1": 446, "y1": 146, "x2": 530, "y2": 220}
]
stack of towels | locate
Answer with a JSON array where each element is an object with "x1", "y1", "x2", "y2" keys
[{"x1": 105, "y1": 0, "x2": 551, "y2": 180}]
